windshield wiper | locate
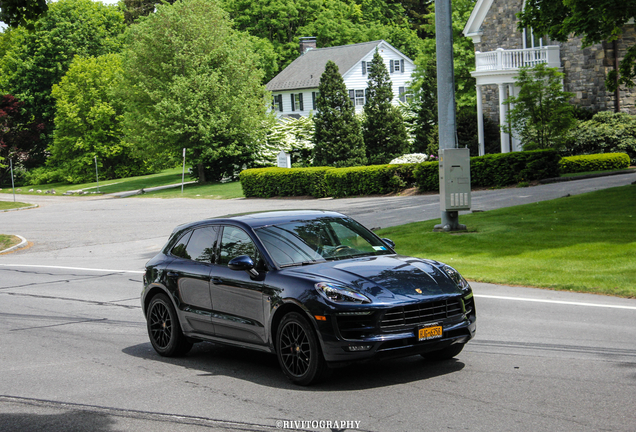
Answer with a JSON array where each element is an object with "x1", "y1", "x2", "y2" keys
[{"x1": 279, "y1": 260, "x2": 324, "y2": 268}]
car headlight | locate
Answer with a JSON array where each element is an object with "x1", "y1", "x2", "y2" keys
[
  {"x1": 315, "y1": 282, "x2": 371, "y2": 304},
  {"x1": 442, "y1": 265, "x2": 470, "y2": 291}
]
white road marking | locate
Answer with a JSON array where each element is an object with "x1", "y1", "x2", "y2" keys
[
  {"x1": 1, "y1": 264, "x2": 634, "y2": 310},
  {"x1": 0, "y1": 264, "x2": 144, "y2": 274},
  {"x1": 475, "y1": 294, "x2": 636, "y2": 310}
]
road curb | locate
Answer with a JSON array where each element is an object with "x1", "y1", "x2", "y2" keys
[
  {"x1": 0, "y1": 204, "x2": 39, "y2": 212},
  {"x1": 0, "y1": 235, "x2": 28, "y2": 254}
]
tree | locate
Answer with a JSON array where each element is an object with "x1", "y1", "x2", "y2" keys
[
  {"x1": 0, "y1": 0, "x2": 47, "y2": 28},
  {"x1": 313, "y1": 60, "x2": 366, "y2": 167},
  {"x1": 120, "y1": 0, "x2": 271, "y2": 183},
  {"x1": 503, "y1": 64, "x2": 576, "y2": 150},
  {"x1": 518, "y1": 0, "x2": 636, "y2": 92},
  {"x1": 0, "y1": 94, "x2": 44, "y2": 185},
  {"x1": 49, "y1": 54, "x2": 153, "y2": 183},
  {"x1": 0, "y1": 0, "x2": 125, "y2": 165},
  {"x1": 363, "y1": 50, "x2": 409, "y2": 164},
  {"x1": 121, "y1": 0, "x2": 178, "y2": 24}
]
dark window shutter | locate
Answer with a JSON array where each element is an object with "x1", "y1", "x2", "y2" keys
[
  {"x1": 348, "y1": 89, "x2": 355, "y2": 107},
  {"x1": 399, "y1": 87, "x2": 405, "y2": 102},
  {"x1": 389, "y1": 60, "x2": 394, "y2": 73},
  {"x1": 299, "y1": 93, "x2": 304, "y2": 111},
  {"x1": 400, "y1": 59, "x2": 405, "y2": 73},
  {"x1": 312, "y1": 92, "x2": 316, "y2": 110},
  {"x1": 291, "y1": 94, "x2": 295, "y2": 111},
  {"x1": 362, "y1": 61, "x2": 366, "y2": 75},
  {"x1": 277, "y1": 95, "x2": 283, "y2": 111},
  {"x1": 364, "y1": 89, "x2": 368, "y2": 105}
]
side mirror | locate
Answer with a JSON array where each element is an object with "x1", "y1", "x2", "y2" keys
[
  {"x1": 381, "y1": 238, "x2": 395, "y2": 249},
  {"x1": 228, "y1": 255, "x2": 259, "y2": 277}
]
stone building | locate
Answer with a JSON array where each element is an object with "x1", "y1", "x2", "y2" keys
[{"x1": 463, "y1": 0, "x2": 636, "y2": 154}]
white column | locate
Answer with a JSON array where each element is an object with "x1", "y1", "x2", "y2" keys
[
  {"x1": 508, "y1": 84, "x2": 522, "y2": 151},
  {"x1": 476, "y1": 85, "x2": 485, "y2": 156},
  {"x1": 498, "y1": 83, "x2": 510, "y2": 153}
]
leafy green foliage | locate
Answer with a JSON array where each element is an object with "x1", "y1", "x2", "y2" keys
[
  {"x1": 259, "y1": 116, "x2": 315, "y2": 167},
  {"x1": 312, "y1": 60, "x2": 366, "y2": 167},
  {"x1": 240, "y1": 166, "x2": 331, "y2": 198},
  {"x1": 0, "y1": 94, "x2": 44, "y2": 186},
  {"x1": 0, "y1": 0, "x2": 47, "y2": 28},
  {"x1": 426, "y1": 107, "x2": 500, "y2": 156},
  {"x1": 49, "y1": 54, "x2": 153, "y2": 183},
  {"x1": 504, "y1": 64, "x2": 576, "y2": 150},
  {"x1": 518, "y1": 0, "x2": 636, "y2": 91},
  {"x1": 121, "y1": 0, "x2": 178, "y2": 24},
  {"x1": 120, "y1": 0, "x2": 271, "y2": 183},
  {"x1": 362, "y1": 50, "x2": 409, "y2": 164},
  {"x1": 0, "y1": 0, "x2": 125, "y2": 164},
  {"x1": 564, "y1": 112, "x2": 636, "y2": 165},
  {"x1": 325, "y1": 164, "x2": 416, "y2": 197},
  {"x1": 559, "y1": 153, "x2": 630, "y2": 174}
]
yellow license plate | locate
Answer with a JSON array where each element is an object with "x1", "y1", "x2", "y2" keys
[{"x1": 418, "y1": 325, "x2": 442, "y2": 341}]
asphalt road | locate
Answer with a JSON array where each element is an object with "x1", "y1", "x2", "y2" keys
[{"x1": 1, "y1": 173, "x2": 635, "y2": 431}]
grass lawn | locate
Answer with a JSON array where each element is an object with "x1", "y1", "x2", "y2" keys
[
  {"x1": 376, "y1": 184, "x2": 636, "y2": 298},
  {"x1": 0, "y1": 201, "x2": 32, "y2": 210},
  {"x1": 139, "y1": 180, "x2": 244, "y2": 199},
  {"x1": 0, "y1": 234, "x2": 21, "y2": 251},
  {"x1": 560, "y1": 167, "x2": 636, "y2": 177},
  {"x1": 0, "y1": 168, "x2": 187, "y2": 195}
]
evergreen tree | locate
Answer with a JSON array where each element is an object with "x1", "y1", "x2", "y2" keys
[
  {"x1": 363, "y1": 50, "x2": 409, "y2": 164},
  {"x1": 313, "y1": 61, "x2": 366, "y2": 167}
]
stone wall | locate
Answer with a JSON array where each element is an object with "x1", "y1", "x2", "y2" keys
[{"x1": 474, "y1": 0, "x2": 635, "y2": 123}]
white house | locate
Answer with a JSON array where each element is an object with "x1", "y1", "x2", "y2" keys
[{"x1": 266, "y1": 38, "x2": 415, "y2": 118}]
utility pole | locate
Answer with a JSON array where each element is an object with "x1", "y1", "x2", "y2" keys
[{"x1": 433, "y1": 0, "x2": 470, "y2": 232}]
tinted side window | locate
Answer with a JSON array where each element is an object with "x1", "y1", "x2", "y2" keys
[
  {"x1": 171, "y1": 231, "x2": 193, "y2": 259},
  {"x1": 218, "y1": 226, "x2": 259, "y2": 265},
  {"x1": 185, "y1": 226, "x2": 220, "y2": 263}
]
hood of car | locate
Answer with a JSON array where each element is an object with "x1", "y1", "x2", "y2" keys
[{"x1": 285, "y1": 255, "x2": 463, "y2": 303}]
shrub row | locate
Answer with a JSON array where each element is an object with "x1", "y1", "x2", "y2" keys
[
  {"x1": 240, "y1": 149, "x2": 560, "y2": 198},
  {"x1": 559, "y1": 153, "x2": 630, "y2": 174}
]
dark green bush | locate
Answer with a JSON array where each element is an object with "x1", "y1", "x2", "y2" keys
[
  {"x1": 565, "y1": 112, "x2": 636, "y2": 165},
  {"x1": 559, "y1": 153, "x2": 630, "y2": 174},
  {"x1": 239, "y1": 167, "x2": 331, "y2": 198},
  {"x1": 324, "y1": 164, "x2": 417, "y2": 198},
  {"x1": 240, "y1": 150, "x2": 561, "y2": 197}
]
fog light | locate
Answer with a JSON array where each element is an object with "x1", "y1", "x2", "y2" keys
[{"x1": 347, "y1": 345, "x2": 372, "y2": 352}]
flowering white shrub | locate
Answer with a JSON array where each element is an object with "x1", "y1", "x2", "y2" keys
[
  {"x1": 255, "y1": 116, "x2": 315, "y2": 166},
  {"x1": 389, "y1": 153, "x2": 429, "y2": 164}
]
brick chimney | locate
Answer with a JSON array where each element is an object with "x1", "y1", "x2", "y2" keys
[{"x1": 299, "y1": 37, "x2": 317, "y2": 55}]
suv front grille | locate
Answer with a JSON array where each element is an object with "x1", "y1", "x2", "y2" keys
[{"x1": 380, "y1": 297, "x2": 464, "y2": 332}]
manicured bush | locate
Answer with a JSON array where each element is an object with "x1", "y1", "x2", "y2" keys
[
  {"x1": 239, "y1": 167, "x2": 331, "y2": 198},
  {"x1": 559, "y1": 153, "x2": 630, "y2": 174},
  {"x1": 325, "y1": 164, "x2": 417, "y2": 198},
  {"x1": 240, "y1": 150, "x2": 560, "y2": 197},
  {"x1": 565, "y1": 112, "x2": 636, "y2": 165}
]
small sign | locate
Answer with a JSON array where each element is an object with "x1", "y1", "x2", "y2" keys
[{"x1": 277, "y1": 151, "x2": 291, "y2": 168}]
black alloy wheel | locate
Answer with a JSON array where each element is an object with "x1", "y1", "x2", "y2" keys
[
  {"x1": 276, "y1": 312, "x2": 328, "y2": 385},
  {"x1": 147, "y1": 293, "x2": 192, "y2": 357},
  {"x1": 421, "y1": 343, "x2": 465, "y2": 361}
]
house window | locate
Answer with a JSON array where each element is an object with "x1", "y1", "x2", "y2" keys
[
  {"x1": 355, "y1": 90, "x2": 365, "y2": 106},
  {"x1": 389, "y1": 59, "x2": 404, "y2": 73},
  {"x1": 272, "y1": 95, "x2": 283, "y2": 112},
  {"x1": 291, "y1": 93, "x2": 304, "y2": 111},
  {"x1": 349, "y1": 90, "x2": 365, "y2": 107},
  {"x1": 523, "y1": 27, "x2": 550, "y2": 49}
]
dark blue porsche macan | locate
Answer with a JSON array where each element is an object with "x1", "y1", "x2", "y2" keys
[{"x1": 142, "y1": 210, "x2": 476, "y2": 385}]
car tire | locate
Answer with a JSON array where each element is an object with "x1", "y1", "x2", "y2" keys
[
  {"x1": 421, "y1": 343, "x2": 465, "y2": 361},
  {"x1": 276, "y1": 312, "x2": 328, "y2": 385},
  {"x1": 147, "y1": 293, "x2": 193, "y2": 357}
]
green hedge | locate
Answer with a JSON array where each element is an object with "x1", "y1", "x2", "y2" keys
[
  {"x1": 324, "y1": 164, "x2": 416, "y2": 197},
  {"x1": 240, "y1": 150, "x2": 561, "y2": 198},
  {"x1": 559, "y1": 153, "x2": 630, "y2": 174},
  {"x1": 239, "y1": 167, "x2": 331, "y2": 198}
]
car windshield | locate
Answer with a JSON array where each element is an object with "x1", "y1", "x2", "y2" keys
[{"x1": 254, "y1": 217, "x2": 393, "y2": 267}]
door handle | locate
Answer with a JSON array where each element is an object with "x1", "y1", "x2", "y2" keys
[
  {"x1": 166, "y1": 271, "x2": 179, "y2": 277},
  {"x1": 210, "y1": 277, "x2": 223, "y2": 284}
]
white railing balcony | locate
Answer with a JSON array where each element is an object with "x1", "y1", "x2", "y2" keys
[{"x1": 475, "y1": 46, "x2": 560, "y2": 72}]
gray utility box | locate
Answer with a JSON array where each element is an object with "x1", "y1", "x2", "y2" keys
[{"x1": 439, "y1": 148, "x2": 471, "y2": 211}]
